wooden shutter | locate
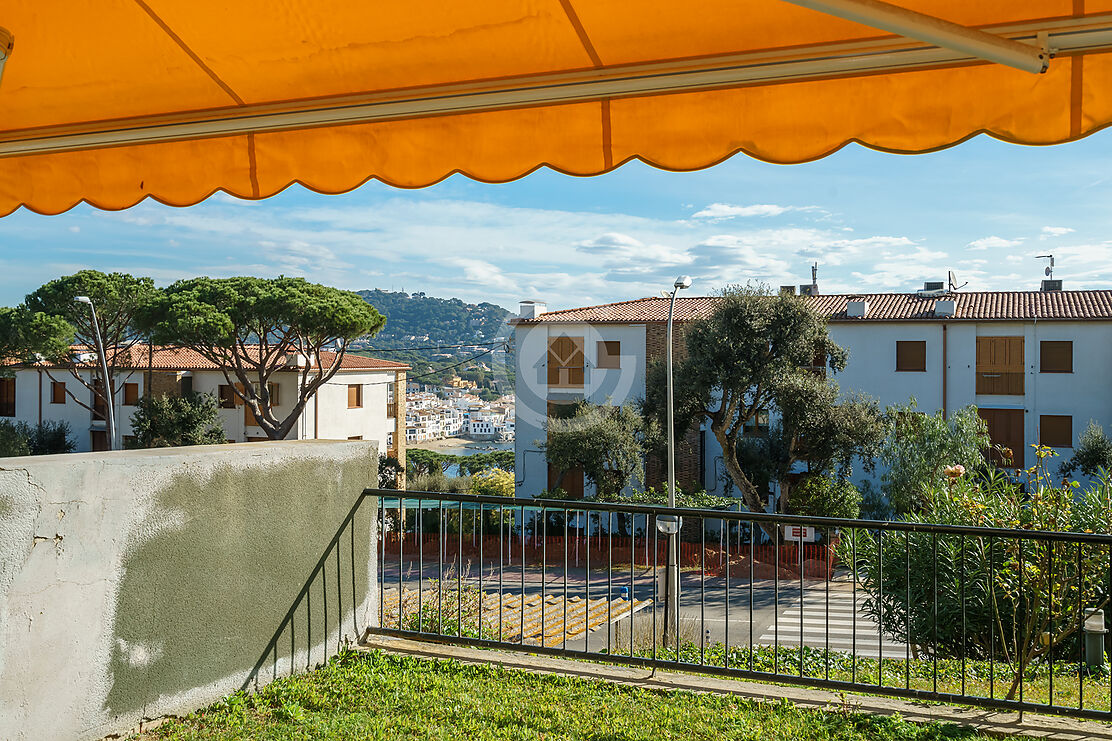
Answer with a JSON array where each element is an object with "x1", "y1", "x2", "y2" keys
[
  {"x1": 978, "y1": 408, "x2": 1025, "y2": 468},
  {"x1": 547, "y1": 336, "x2": 585, "y2": 388},
  {"x1": 267, "y1": 382, "x2": 280, "y2": 407},
  {"x1": 895, "y1": 340, "x2": 926, "y2": 372},
  {"x1": 1040, "y1": 341, "x2": 1072, "y2": 373},
  {"x1": 597, "y1": 340, "x2": 620, "y2": 369},
  {"x1": 50, "y1": 381, "x2": 66, "y2": 404},
  {"x1": 218, "y1": 384, "x2": 236, "y2": 409},
  {"x1": 347, "y1": 383, "x2": 362, "y2": 408},
  {"x1": 1039, "y1": 415, "x2": 1072, "y2": 448},
  {"x1": 123, "y1": 382, "x2": 139, "y2": 406},
  {"x1": 0, "y1": 378, "x2": 14, "y2": 417},
  {"x1": 976, "y1": 337, "x2": 1024, "y2": 395}
]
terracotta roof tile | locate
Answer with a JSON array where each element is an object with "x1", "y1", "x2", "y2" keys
[
  {"x1": 32, "y1": 345, "x2": 408, "y2": 371},
  {"x1": 514, "y1": 291, "x2": 1112, "y2": 324}
]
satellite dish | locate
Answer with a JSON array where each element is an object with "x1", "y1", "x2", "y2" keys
[
  {"x1": 947, "y1": 270, "x2": 968, "y2": 291},
  {"x1": 1045, "y1": 266, "x2": 1052, "y2": 277}
]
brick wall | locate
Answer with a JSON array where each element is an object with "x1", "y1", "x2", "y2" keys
[
  {"x1": 147, "y1": 371, "x2": 182, "y2": 398},
  {"x1": 643, "y1": 320, "x2": 703, "y2": 493}
]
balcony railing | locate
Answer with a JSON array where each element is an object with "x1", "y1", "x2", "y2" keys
[{"x1": 368, "y1": 489, "x2": 1112, "y2": 721}]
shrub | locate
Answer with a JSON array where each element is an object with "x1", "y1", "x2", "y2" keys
[
  {"x1": 1060, "y1": 420, "x2": 1112, "y2": 479},
  {"x1": 469, "y1": 468, "x2": 514, "y2": 498},
  {"x1": 839, "y1": 446, "x2": 1112, "y2": 700},
  {"x1": 879, "y1": 401, "x2": 990, "y2": 514},
  {"x1": 785, "y1": 476, "x2": 861, "y2": 520},
  {"x1": 126, "y1": 392, "x2": 225, "y2": 448},
  {"x1": 19, "y1": 420, "x2": 76, "y2": 455},
  {"x1": 0, "y1": 421, "x2": 30, "y2": 457}
]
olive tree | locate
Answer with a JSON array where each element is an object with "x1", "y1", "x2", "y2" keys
[
  {"x1": 538, "y1": 401, "x2": 645, "y2": 497},
  {"x1": 140, "y1": 276, "x2": 385, "y2": 440},
  {"x1": 645, "y1": 285, "x2": 882, "y2": 517}
]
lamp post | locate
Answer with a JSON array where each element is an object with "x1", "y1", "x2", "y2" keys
[
  {"x1": 661, "y1": 275, "x2": 691, "y2": 643},
  {"x1": 74, "y1": 296, "x2": 115, "y2": 451}
]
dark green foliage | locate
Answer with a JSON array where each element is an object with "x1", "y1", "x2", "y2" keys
[
  {"x1": 18, "y1": 420, "x2": 76, "y2": 455},
  {"x1": 785, "y1": 476, "x2": 861, "y2": 519},
  {"x1": 538, "y1": 401, "x2": 646, "y2": 497},
  {"x1": 378, "y1": 454, "x2": 403, "y2": 489},
  {"x1": 0, "y1": 306, "x2": 74, "y2": 367},
  {"x1": 1060, "y1": 420, "x2": 1112, "y2": 479},
  {"x1": 126, "y1": 393, "x2": 226, "y2": 449},
  {"x1": 406, "y1": 448, "x2": 514, "y2": 478},
  {"x1": 0, "y1": 420, "x2": 76, "y2": 457},
  {"x1": 140, "y1": 276, "x2": 385, "y2": 440},
  {"x1": 0, "y1": 422, "x2": 30, "y2": 457},
  {"x1": 644, "y1": 285, "x2": 883, "y2": 518}
]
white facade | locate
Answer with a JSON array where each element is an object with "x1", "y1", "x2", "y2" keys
[
  {"x1": 1, "y1": 365, "x2": 400, "y2": 453},
  {"x1": 513, "y1": 296, "x2": 1112, "y2": 500}
]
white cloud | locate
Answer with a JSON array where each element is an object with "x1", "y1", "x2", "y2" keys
[
  {"x1": 67, "y1": 226, "x2": 80, "y2": 234},
  {"x1": 1041, "y1": 226, "x2": 1075, "y2": 238},
  {"x1": 967, "y1": 236, "x2": 1024, "y2": 251},
  {"x1": 692, "y1": 203, "x2": 795, "y2": 219}
]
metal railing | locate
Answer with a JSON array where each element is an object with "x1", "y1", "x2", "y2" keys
[{"x1": 367, "y1": 488, "x2": 1112, "y2": 720}]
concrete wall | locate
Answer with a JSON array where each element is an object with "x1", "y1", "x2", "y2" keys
[{"x1": 0, "y1": 440, "x2": 380, "y2": 741}]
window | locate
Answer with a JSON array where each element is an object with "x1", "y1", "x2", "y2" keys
[
  {"x1": 266, "y1": 382, "x2": 280, "y2": 407},
  {"x1": 123, "y1": 382, "x2": 139, "y2": 406},
  {"x1": 348, "y1": 435, "x2": 363, "y2": 440},
  {"x1": 1040, "y1": 415, "x2": 1073, "y2": 448},
  {"x1": 218, "y1": 384, "x2": 236, "y2": 409},
  {"x1": 92, "y1": 380, "x2": 106, "y2": 421},
  {"x1": 348, "y1": 383, "x2": 363, "y2": 408},
  {"x1": 547, "y1": 336, "x2": 585, "y2": 388},
  {"x1": 50, "y1": 381, "x2": 66, "y2": 404},
  {"x1": 895, "y1": 340, "x2": 926, "y2": 372},
  {"x1": 743, "y1": 409, "x2": 770, "y2": 437},
  {"x1": 179, "y1": 375, "x2": 193, "y2": 396},
  {"x1": 1040, "y1": 341, "x2": 1073, "y2": 373},
  {"x1": 0, "y1": 378, "x2": 13, "y2": 417},
  {"x1": 596, "y1": 340, "x2": 621, "y2": 369},
  {"x1": 976, "y1": 337, "x2": 1025, "y2": 395}
]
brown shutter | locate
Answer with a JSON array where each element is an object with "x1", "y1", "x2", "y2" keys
[
  {"x1": 976, "y1": 337, "x2": 1024, "y2": 395},
  {"x1": 895, "y1": 340, "x2": 926, "y2": 372},
  {"x1": 51, "y1": 381, "x2": 66, "y2": 404},
  {"x1": 0, "y1": 378, "x2": 14, "y2": 417},
  {"x1": 123, "y1": 383, "x2": 139, "y2": 406},
  {"x1": 1040, "y1": 341, "x2": 1073, "y2": 373},
  {"x1": 547, "y1": 336, "x2": 585, "y2": 388},
  {"x1": 597, "y1": 340, "x2": 621, "y2": 369},
  {"x1": 1039, "y1": 415, "x2": 1072, "y2": 448},
  {"x1": 978, "y1": 408, "x2": 1025, "y2": 468},
  {"x1": 347, "y1": 383, "x2": 362, "y2": 408}
]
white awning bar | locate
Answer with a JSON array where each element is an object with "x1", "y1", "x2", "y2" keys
[
  {"x1": 0, "y1": 14, "x2": 1109, "y2": 159},
  {"x1": 781, "y1": 0, "x2": 1048, "y2": 73}
]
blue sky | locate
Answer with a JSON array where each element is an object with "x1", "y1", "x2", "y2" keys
[{"x1": 1, "y1": 133, "x2": 1110, "y2": 312}]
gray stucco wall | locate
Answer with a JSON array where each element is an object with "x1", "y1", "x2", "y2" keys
[{"x1": 0, "y1": 440, "x2": 380, "y2": 741}]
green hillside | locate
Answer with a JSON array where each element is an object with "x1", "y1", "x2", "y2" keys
[{"x1": 352, "y1": 290, "x2": 515, "y2": 398}]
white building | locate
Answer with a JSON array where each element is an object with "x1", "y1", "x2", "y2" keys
[
  {"x1": 0, "y1": 346, "x2": 408, "y2": 455},
  {"x1": 511, "y1": 288, "x2": 1112, "y2": 499}
]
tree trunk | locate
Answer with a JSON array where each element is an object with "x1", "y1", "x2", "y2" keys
[{"x1": 710, "y1": 421, "x2": 778, "y2": 540}]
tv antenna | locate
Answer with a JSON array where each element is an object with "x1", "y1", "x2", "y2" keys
[
  {"x1": 1036, "y1": 254, "x2": 1055, "y2": 279},
  {"x1": 947, "y1": 270, "x2": 968, "y2": 291}
]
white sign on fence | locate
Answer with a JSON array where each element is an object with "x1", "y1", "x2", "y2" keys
[{"x1": 783, "y1": 525, "x2": 816, "y2": 543}]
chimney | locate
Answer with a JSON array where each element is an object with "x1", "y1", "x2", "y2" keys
[
  {"x1": 519, "y1": 300, "x2": 547, "y2": 319},
  {"x1": 846, "y1": 298, "x2": 869, "y2": 318}
]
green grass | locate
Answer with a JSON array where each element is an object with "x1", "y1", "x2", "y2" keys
[{"x1": 142, "y1": 649, "x2": 1005, "y2": 740}]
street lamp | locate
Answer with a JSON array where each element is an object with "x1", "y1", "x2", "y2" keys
[
  {"x1": 660, "y1": 275, "x2": 691, "y2": 644},
  {"x1": 74, "y1": 296, "x2": 116, "y2": 451}
]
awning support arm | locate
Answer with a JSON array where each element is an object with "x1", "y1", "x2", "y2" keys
[
  {"x1": 0, "y1": 28, "x2": 13, "y2": 88},
  {"x1": 779, "y1": 0, "x2": 1050, "y2": 73}
]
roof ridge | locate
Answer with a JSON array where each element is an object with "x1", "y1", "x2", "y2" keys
[{"x1": 531, "y1": 295, "x2": 664, "y2": 317}]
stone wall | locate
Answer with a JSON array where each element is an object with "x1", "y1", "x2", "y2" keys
[{"x1": 0, "y1": 440, "x2": 379, "y2": 741}]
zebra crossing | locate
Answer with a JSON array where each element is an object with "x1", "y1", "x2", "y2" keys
[{"x1": 757, "y1": 583, "x2": 907, "y2": 659}]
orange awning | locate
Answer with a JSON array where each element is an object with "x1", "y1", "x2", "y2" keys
[{"x1": 1, "y1": 1, "x2": 1111, "y2": 217}]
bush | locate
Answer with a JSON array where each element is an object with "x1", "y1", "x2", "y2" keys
[
  {"x1": 839, "y1": 447, "x2": 1112, "y2": 700},
  {"x1": 469, "y1": 468, "x2": 514, "y2": 497},
  {"x1": 378, "y1": 454, "x2": 402, "y2": 489},
  {"x1": 879, "y1": 401, "x2": 990, "y2": 513},
  {"x1": 0, "y1": 420, "x2": 76, "y2": 457},
  {"x1": 785, "y1": 476, "x2": 861, "y2": 519},
  {"x1": 19, "y1": 420, "x2": 76, "y2": 455},
  {"x1": 0, "y1": 421, "x2": 30, "y2": 457},
  {"x1": 1060, "y1": 420, "x2": 1112, "y2": 479},
  {"x1": 126, "y1": 392, "x2": 225, "y2": 448}
]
